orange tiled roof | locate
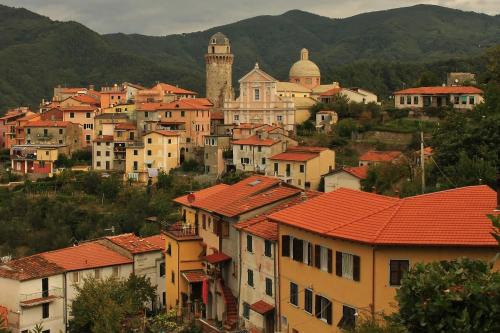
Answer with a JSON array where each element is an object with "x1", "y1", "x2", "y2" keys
[
  {"x1": 232, "y1": 135, "x2": 278, "y2": 147},
  {"x1": 250, "y1": 300, "x2": 275, "y2": 315},
  {"x1": 106, "y1": 233, "x2": 164, "y2": 253},
  {"x1": 188, "y1": 98, "x2": 213, "y2": 107},
  {"x1": 42, "y1": 242, "x2": 132, "y2": 271},
  {"x1": 271, "y1": 186, "x2": 499, "y2": 246},
  {"x1": 343, "y1": 165, "x2": 368, "y2": 179},
  {"x1": 24, "y1": 121, "x2": 73, "y2": 128},
  {"x1": 182, "y1": 270, "x2": 207, "y2": 283},
  {"x1": 269, "y1": 151, "x2": 318, "y2": 162},
  {"x1": 174, "y1": 184, "x2": 230, "y2": 207},
  {"x1": 70, "y1": 95, "x2": 100, "y2": 105},
  {"x1": 115, "y1": 123, "x2": 136, "y2": 130},
  {"x1": 203, "y1": 252, "x2": 231, "y2": 264},
  {"x1": 359, "y1": 150, "x2": 402, "y2": 162},
  {"x1": 320, "y1": 87, "x2": 342, "y2": 96},
  {"x1": 61, "y1": 105, "x2": 97, "y2": 112},
  {"x1": 143, "y1": 234, "x2": 166, "y2": 250},
  {"x1": 60, "y1": 87, "x2": 87, "y2": 94},
  {"x1": 93, "y1": 135, "x2": 114, "y2": 142},
  {"x1": 394, "y1": 86, "x2": 483, "y2": 95},
  {"x1": 0, "y1": 255, "x2": 65, "y2": 281},
  {"x1": 158, "y1": 83, "x2": 197, "y2": 95}
]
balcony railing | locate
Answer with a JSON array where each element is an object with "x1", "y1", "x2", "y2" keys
[
  {"x1": 19, "y1": 287, "x2": 63, "y2": 307},
  {"x1": 164, "y1": 224, "x2": 199, "y2": 239}
]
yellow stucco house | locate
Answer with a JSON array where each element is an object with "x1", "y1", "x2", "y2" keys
[
  {"x1": 268, "y1": 185, "x2": 500, "y2": 333},
  {"x1": 125, "y1": 130, "x2": 180, "y2": 182},
  {"x1": 266, "y1": 146, "x2": 335, "y2": 190}
]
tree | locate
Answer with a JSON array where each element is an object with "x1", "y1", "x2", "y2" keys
[
  {"x1": 70, "y1": 274, "x2": 156, "y2": 333},
  {"x1": 361, "y1": 163, "x2": 410, "y2": 195},
  {"x1": 394, "y1": 258, "x2": 500, "y2": 333}
]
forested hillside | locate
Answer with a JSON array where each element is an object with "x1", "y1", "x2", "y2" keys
[{"x1": 0, "y1": 4, "x2": 499, "y2": 113}]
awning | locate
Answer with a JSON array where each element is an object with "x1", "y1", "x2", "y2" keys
[
  {"x1": 202, "y1": 252, "x2": 231, "y2": 264},
  {"x1": 250, "y1": 300, "x2": 275, "y2": 315},
  {"x1": 182, "y1": 270, "x2": 208, "y2": 283}
]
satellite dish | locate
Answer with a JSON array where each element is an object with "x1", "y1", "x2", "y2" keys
[{"x1": 187, "y1": 193, "x2": 196, "y2": 203}]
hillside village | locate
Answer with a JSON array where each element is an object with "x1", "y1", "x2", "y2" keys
[{"x1": 0, "y1": 8, "x2": 500, "y2": 333}]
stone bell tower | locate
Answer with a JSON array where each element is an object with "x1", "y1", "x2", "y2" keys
[{"x1": 205, "y1": 32, "x2": 234, "y2": 108}]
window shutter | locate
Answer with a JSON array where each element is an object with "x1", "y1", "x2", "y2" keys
[
  {"x1": 308, "y1": 243, "x2": 313, "y2": 266},
  {"x1": 315, "y1": 295, "x2": 321, "y2": 318},
  {"x1": 326, "y1": 301, "x2": 333, "y2": 325},
  {"x1": 282, "y1": 236, "x2": 290, "y2": 257},
  {"x1": 314, "y1": 245, "x2": 321, "y2": 269},
  {"x1": 353, "y1": 255, "x2": 360, "y2": 281},
  {"x1": 327, "y1": 249, "x2": 333, "y2": 273},
  {"x1": 293, "y1": 239, "x2": 303, "y2": 262},
  {"x1": 336, "y1": 251, "x2": 342, "y2": 277}
]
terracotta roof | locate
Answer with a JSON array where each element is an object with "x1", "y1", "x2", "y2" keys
[
  {"x1": 211, "y1": 111, "x2": 224, "y2": 120},
  {"x1": 189, "y1": 176, "x2": 281, "y2": 215},
  {"x1": 0, "y1": 255, "x2": 64, "y2": 281},
  {"x1": 271, "y1": 186, "x2": 499, "y2": 247},
  {"x1": 174, "y1": 184, "x2": 230, "y2": 207},
  {"x1": 60, "y1": 87, "x2": 87, "y2": 94},
  {"x1": 359, "y1": 150, "x2": 402, "y2": 162},
  {"x1": 250, "y1": 300, "x2": 275, "y2": 315},
  {"x1": 232, "y1": 136, "x2": 279, "y2": 147},
  {"x1": 203, "y1": 252, "x2": 231, "y2": 264},
  {"x1": 42, "y1": 242, "x2": 132, "y2": 271},
  {"x1": 106, "y1": 233, "x2": 164, "y2": 254},
  {"x1": 319, "y1": 87, "x2": 342, "y2": 96},
  {"x1": 93, "y1": 135, "x2": 114, "y2": 142},
  {"x1": 70, "y1": 95, "x2": 99, "y2": 105},
  {"x1": 157, "y1": 83, "x2": 197, "y2": 95},
  {"x1": 394, "y1": 86, "x2": 483, "y2": 95},
  {"x1": 143, "y1": 234, "x2": 166, "y2": 250},
  {"x1": 24, "y1": 121, "x2": 73, "y2": 128},
  {"x1": 61, "y1": 105, "x2": 97, "y2": 112},
  {"x1": 269, "y1": 151, "x2": 318, "y2": 162},
  {"x1": 343, "y1": 166, "x2": 368, "y2": 179},
  {"x1": 188, "y1": 98, "x2": 214, "y2": 107},
  {"x1": 115, "y1": 122, "x2": 136, "y2": 130},
  {"x1": 182, "y1": 270, "x2": 208, "y2": 283}
]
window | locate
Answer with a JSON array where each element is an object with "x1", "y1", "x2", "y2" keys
[
  {"x1": 133, "y1": 161, "x2": 138, "y2": 171},
  {"x1": 160, "y1": 263, "x2": 165, "y2": 277},
  {"x1": 406, "y1": 96, "x2": 411, "y2": 104},
  {"x1": 72, "y1": 272, "x2": 79, "y2": 283},
  {"x1": 315, "y1": 295, "x2": 332, "y2": 324},
  {"x1": 96, "y1": 161, "x2": 101, "y2": 167},
  {"x1": 265, "y1": 278, "x2": 273, "y2": 296},
  {"x1": 247, "y1": 269, "x2": 254, "y2": 287},
  {"x1": 97, "y1": 151, "x2": 101, "y2": 157},
  {"x1": 241, "y1": 157, "x2": 250, "y2": 164},
  {"x1": 469, "y1": 96, "x2": 475, "y2": 104},
  {"x1": 105, "y1": 151, "x2": 110, "y2": 157},
  {"x1": 147, "y1": 150, "x2": 152, "y2": 156},
  {"x1": 42, "y1": 303, "x2": 49, "y2": 319},
  {"x1": 336, "y1": 252, "x2": 360, "y2": 281},
  {"x1": 86, "y1": 135, "x2": 91, "y2": 142},
  {"x1": 314, "y1": 245, "x2": 332, "y2": 273},
  {"x1": 147, "y1": 138, "x2": 152, "y2": 144},
  {"x1": 338, "y1": 305, "x2": 356, "y2": 330},
  {"x1": 166, "y1": 243, "x2": 172, "y2": 256},
  {"x1": 277, "y1": 115, "x2": 283, "y2": 122},
  {"x1": 264, "y1": 240, "x2": 272, "y2": 257},
  {"x1": 290, "y1": 282, "x2": 298, "y2": 306},
  {"x1": 389, "y1": 260, "x2": 409, "y2": 286},
  {"x1": 274, "y1": 162, "x2": 279, "y2": 173},
  {"x1": 180, "y1": 111, "x2": 185, "y2": 117},
  {"x1": 168, "y1": 153, "x2": 171, "y2": 157},
  {"x1": 247, "y1": 234, "x2": 253, "y2": 253},
  {"x1": 257, "y1": 146, "x2": 262, "y2": 152},
  {"x1": 399, "y1": 96, "x2": 404, "y2": 105},
  {"x1": 44, "y1": 129, "x2": 48, "y2": 136},
  {"x1": 144, "y1": 112, "x2": 149, "y2": 118},
  {"x1": 59, "y1": 128, "x2": 63, "y2": 134},
  {"x1": 168, "y1": 139, "x2": 172, "y2": 144},
  {"x1": 243, "y1": 302, "x2": 250, "y2": 319},
  {"x1": 254, "y1": 88, "x2": 260, "y2": 101},
  {"x1": 461, "y1": 95, "x2": 467, "y2": 104},
  {"x1": 171, "y1": 271, "x2": 175, "y2": 284},
  {"x1": 304, "y1": 289, "x2": 313, "y2": 314},
  {"x1": 282, "y1": 235, "x2": 290, "y2": 257},
  {"x1": 299, "y1": 165, "x2": 305, "y2": 173},
  {"x1": 27, "y1": 128, "x2": 31, "y2": 134},
  {"x1": 454, "y1": 96, "x2": 460, "y2": 104},
  {"x1": 94, "y1": 269, "x2": 101, "y2": 279},
  {"x1": 292, "y1": 238, "x2": 303, "y2": 262},
  {"x1": 97, "y1": 142, "x2": 101, "y2": 146},
  {"x1": 261, "y1": 157, "x2": 266, "y2": 165},
  {"x1": 162, "y1": 292, "x2": 166, "y2": 306},
  {"x1": 240, "y1": 145, "x2": 244, "y2": 150},
  {"x1": 86, "y1": 112, "x2": 91, "y2": 118},
  {"x1": 42, "y1": 278, "x2": 49, "y2": 298},
  {"x1": 84, "y1": 124, "x2": 93, "y2": 130},
  {"x1": 112, "y1": 266, "x2": 119, "y2": 277},
  {"x1": 70, "y1": 112, "x2": 75, "y2": 118},
  {"x1": 202, "y1": 214, "x2": 206, "y2": 229},
  {"x1": 413, "y1": 96, "x2": 419, "y2": 104},
  {"x1": 234, "y1": 115, "x2": 239, "y2": 121},
  {"x1": 133, "y1": 150, "x2": 138, "y2": 156}
]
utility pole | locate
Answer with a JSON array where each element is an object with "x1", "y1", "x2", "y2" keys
[{"x1": 420, "y1": 131, "x2": 425, "y2": 194}]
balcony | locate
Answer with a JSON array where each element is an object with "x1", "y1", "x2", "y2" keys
[
  {"x1": 164, "y1": 223, "x2": 199, "y2": 240},
  {"x1": 19, "y1": 288, "x2": 63, "y2": 307}
]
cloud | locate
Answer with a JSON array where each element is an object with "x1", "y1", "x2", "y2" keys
[{"x1": 1, "y1": 0, "x2": 498, "y2": 35}]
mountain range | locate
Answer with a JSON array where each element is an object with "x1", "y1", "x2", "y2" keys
[{"x1": 0, "y1": 4, "x2": 499, "y2": 113}]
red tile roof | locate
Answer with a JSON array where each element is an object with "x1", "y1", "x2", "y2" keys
[
  {"x1": 42, "y1": 242, "x2": 133, "y2": 271},
  {"x1": 93, "y1": 135, "x2": 114, "y2": 142},
  {"x1": 61, "y1": 105, "x2": 97, "y2": 112},
  {"x1": 60, "y1": 87, "x2": 87, "y2": 94},
  {"x1": 0, "y1": 255, "x2": 65, "y2": 281},
  {"x1": 343, "y1": 166, "x2": 368, "y2": 179},
  {"x1": 182, "y1": 270, "x2": 208, "y2": 283},
  {"x1": 320, "y1": 87, "x2": 342, "y2": 96},
  {"x1": 174, "y1": 184, "x2": 230, "y2": 207},
  {"x1": 143, "y1": 234, "x2": 166, "y2": 250},
  {"x1": 250, "y1": 300, "x2": 275, "y2": 315},
  {"x1": 232, "y1": 136, "x2": 279, "y2": 147},
  {"x1": 158, "y1": 83, "x2": 197, "y2": 95},
  {"x1": 188, "y1": 98, "x2": 214, "y2": 107},
  {"x1": 24, "y1": 121, "x2": 73, "y2": 128},
  {"x1": 115, "y1": 122, "x2": 136, "y2": 130},
  {"x1": 70, "y1": 94, "x2": 99, "y2": 105},
  {"x1": 394, "y1": 86, "x2": 483, "y2": 95},
  {"x1": 271, "y1": 186, "x2": 499, "y2": 247},
  {"x1": 359, "y1": 150, "x2": 402, "y2": 162},
  {"x1": 106, "y1": 233, "x2": 164, "y2": 253},
  {"x1": 269, "y1": 151, "x2": 318, "y2": 162},
  {"x1": 203, "y1": 252, "x2": 231, "y2": 264}
]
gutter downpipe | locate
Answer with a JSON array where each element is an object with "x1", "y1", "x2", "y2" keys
[{"x1": 371, "y1": 245, "x2": 377, "y2": 319}]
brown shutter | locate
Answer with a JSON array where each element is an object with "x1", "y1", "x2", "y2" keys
[
  {"x1": 327, "y1": 249, "x2": 333, "y2": 273},
  {"x1": 336, "y1": 251, "x2": 342, "y2": 276},
  {"x1": 294, "y1": 239, "x2": 303, "y2": 262},
  {"x1": 314, "y1": 245, "x2": 321, "y2": 269},
  {"x1": 326, "y1": 301, "x2": 332, "y2": 325},
  {"x1": 282, "y1": 236, "x2": 290, "y2": 257},
  {"x1": 308, "y1": 243, "x2": 313, "y2": 266},
  {"x1": 353, "y1": 255, "x2": 360, "y2": 281}
]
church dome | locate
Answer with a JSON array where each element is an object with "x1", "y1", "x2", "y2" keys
[
  {"x1": 209, "y1": 32, "x2": 229, "y2": 45},
  {"x1": 289, "y1": 48, "x2": 320, "y2": 78}
]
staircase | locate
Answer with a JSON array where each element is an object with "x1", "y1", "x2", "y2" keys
[{"x1": 219, "y1": 280, "x2": 238, "y2": 330}]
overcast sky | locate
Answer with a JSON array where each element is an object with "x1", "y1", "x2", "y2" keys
[{"x1": 1, "y1": 0, "x2": 498, "y2": 35}]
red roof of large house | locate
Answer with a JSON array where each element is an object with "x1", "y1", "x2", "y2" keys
[
  {"x1": 41, "y1": 242, "x2": 132, "y2": 271},
  {"x1": 158, "y1": 83, "x2": 197, "y2": 95},
  {"x1": 270, "y1": 186, "x2": 499, "y2": 247},
  {"x1": 69, "y1": 94, "x2": 100, "y2": 105},
  {"x1": 269, "y1": 151, "x2": 318, "y2": 162},
  {"x1": 320, "y1": 87, "x2": 342, "y2": 96},
  {"x1": 359, "y1": 150, "x2": 402, "y2": 162},
  {"x1": 143, "y1": 234, "x2": 166, "y2": 250},
  {"x1": 0, "y1": 255, "x2": 65, "y2": 281},
  {"x1": 24, "y1": 121, "x2": 73, "y2": 128},
  {"x1": 394, "y1": 86, "x2": 483, "y2": 95},
  {"x1": 174, "y1": 184, "x2": 230, "y2": 207},
  {"x1": 188, "y1": 98, "x2": 213, "y2": 107},
  {"x1": 93, "y1": 135, "x2": 114, "y2": 142},
  {"x1": 343, "y1": 165, "x2": 369, "y2": 179},
  {"x1": 106, "y1": 233, "x2": 164, "y2": 254},
  {"x1": 232, "y1": 136, "x2": 279, "y2": 147},
  {"x1": 115, "y1": 122, "x2": 136, "y2": 130}
]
